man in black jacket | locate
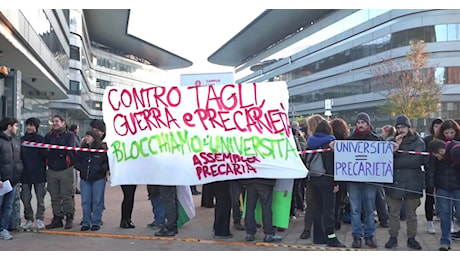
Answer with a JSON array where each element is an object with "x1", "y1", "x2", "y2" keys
[
  {"x1": 44, "y1": 115, "x2": 77, "y2": 230},
  {"x1": 0, "y1": 117, "x2": 23, "y2": 240},
  {"x1": 20, "y1": 117, "x2": 47, "y2": 230}
]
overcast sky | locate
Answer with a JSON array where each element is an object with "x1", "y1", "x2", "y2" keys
[{"x1": 128, "y1": 6, "x2": 265, "y2": 85}]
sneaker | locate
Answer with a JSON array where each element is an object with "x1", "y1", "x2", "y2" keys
[
  {"x1": 36, "y1": 219, "x2": 45, "y2": 230},
  {"x1": 451, "y1": 221, "x2": 456, "y2": 233},
  {"x1": 290, "y1": 215, "x2": 297, "y2": 221},
  {"x1": 379, "y1": 221, "x2": 389, "y2": 228},
  {"x1": 385, "y1": 236, "x2": 398, "y2": 249},
  {"x1": 452, "y1": 231, "x2": 460, "y2": 240},
  {"x1": 91, "y1": 225, "x2": 100, "y2": 231},
  {"x1": 80, "y1": 226, "x2": 90, "y2": 231},
  {"x1": 21, "y1": 220, "x2": 34, "y2": 230},
  {"x1": 154, "y1": 227, "x2": 178, "y2": 237},
  {"x1": 327, "y1": 237, "x2": 346, "y2": 248},
  {"x1": 245, "y1": 234, "x2": 255, "y2": 242},
  {"x1": 352, "y1": 237, "x2": 362, "y2": 248},
  {"x1": 407, "y1": 237, "x2": 422, "y2": 250},
  {"x1": 233, "y1": 223, "x2": 245, "y2": 231},
  {"x1": 364, "y1": 237, "x2": 377, "y2": 248},
  {"x1": 147, "y1": 221, "x2": 164, "y2": 230},
  {"x1": 300, "y1": 230, "x2": 311, "y2": 239},
  {"x1": 264, "y1": 234, "x2": 282, "y2": 242},
  {"x1": 0, "y1": 229, "x2": 12, "y2": 240},
  {"x1": 427, "y1": 221, "x2": 436, "y2": 234},
  {"x1": 439, "y1": 244, "x2": 451, "y2": 251},
  {"x1": 295, "y1": 209, "x2": 305, "y2": 217}
]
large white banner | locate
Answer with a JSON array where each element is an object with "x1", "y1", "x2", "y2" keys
[
  {"x1": 334, "y1": 140, "x2": 394, "y2": 183},
  {"x1": 102, "y1": 82, "x2": 307, "y2": 186}
]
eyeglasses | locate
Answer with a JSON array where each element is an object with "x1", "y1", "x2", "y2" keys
[{"x1": 395, "y1": 125, "x2": 408, "y2": 129}]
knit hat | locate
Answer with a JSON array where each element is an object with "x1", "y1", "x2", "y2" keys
[
  {"x1": 25, "y1": 117, "x2": 40, "y2": 130},
  {"x1": 90, "y1": 119, "x2": 106, "y2": 133},
  {"x1": 395, "y1": 115, "x2": 411, "y2": 128},
  {"x1": 356, "y1": 112, "x2": 371, "y2": 126}
]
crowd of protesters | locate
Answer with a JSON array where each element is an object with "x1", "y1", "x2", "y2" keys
[{"x1": 1, "y1": 113, "x2": 460, "y2": 252}]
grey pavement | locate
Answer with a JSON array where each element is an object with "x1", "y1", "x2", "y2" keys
[{"x1": 1, "y1": 184, "x2": 459, "y2": 251}]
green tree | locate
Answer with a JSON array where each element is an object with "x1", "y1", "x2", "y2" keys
[{"x1": 371, "y1": 40, "x2": 443, "y2": 120}]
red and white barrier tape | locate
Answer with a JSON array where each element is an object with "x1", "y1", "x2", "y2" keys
[
  {"x1": 299, "y1": 148, "x2": 430, "y2": 155},
  {"x1": 299, "y1": 148, "x2": 332, "y2": 154},
  {"x1": 20, "y1": 141, "x2": 432, "y2": 156},
  {"x1": 20, "y1": 141, "x2": 107, "y2": 153}
]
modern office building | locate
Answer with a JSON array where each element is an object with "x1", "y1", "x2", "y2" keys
[
  {"x1": 0, "y1": 9, "x2": 191, "y2": 136},
  {"x1": 208, "y1": 9, "x2": 460, "y2": 133}
]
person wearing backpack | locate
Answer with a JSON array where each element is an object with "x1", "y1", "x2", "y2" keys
[{"x1": 303, "y1": 119, "x2": 345, "y2": 248}]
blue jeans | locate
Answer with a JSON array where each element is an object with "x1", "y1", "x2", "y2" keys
[
  {"x1": 348, "y1": 182, "x2": 378, "y2": 238},
  {"x1": 80, "y1": 178, "x2": 106, "y2": 227},
  {"x1": 0, "y1": 185, "x2": 16, "y2": 230},
  {"x1": 150, "y1": 194, "x2": 166, "y2": 224},
  {"x1": 435, "y1": 188, "x2": 460, "y2": 246}
]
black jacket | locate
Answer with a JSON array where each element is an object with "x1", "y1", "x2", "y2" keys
[
  {"x1": 428, "y1": 140, "x2": 460, "y2": 191},
  {"x1": 44, "y1": 129, "x2": 77, "y2": 171},
  {"x1": 0, "y1": 132, "x2": 23, "y2": 186},
  {"x1": 74, "y1": 137, "x2": 108, "y2": 182},
  {"x1": 386, "y1": 133, "x2": 425, "y2": 199},
  {"x1": 20, "y1": 132, "x2": 47, "y2": 184}
]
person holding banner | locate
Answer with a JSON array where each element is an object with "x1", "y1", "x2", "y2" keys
[
  {"x1": 242, "y1": 177, "x2": 282, "y2": 243},
  {"x1": 44, "y1": 115, "x2": 78, "y2": 230},
  {"x1": 154, "y1": 186, "x2": 179, "y2": 237},
  {"x1": 383, "y1": 115, "x2": 424, "y2": 250},
  {"x1": 304, "y1": 119, "x2": 346, "y2": 248},
  {"x1": 346, "y1": 112, "x2": 382, "y2": 249}
]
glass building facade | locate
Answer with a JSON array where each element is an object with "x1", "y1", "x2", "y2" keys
[
  {"x1": 231, "y1": 9, "x2": 460, "y2": 134},
  {"x1": 0, "y1": 9, "x2": 170, "y2": 138}
]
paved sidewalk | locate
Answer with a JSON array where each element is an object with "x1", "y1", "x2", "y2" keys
[{"x1": 1, "y1": 184, "x2": 458, "y2": 251}]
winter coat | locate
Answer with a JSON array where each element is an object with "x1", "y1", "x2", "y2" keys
[
  {"x1": 44, "y1": 129, "x2": 77, "y2": 171},
  {"x1": 20, "y1": 132, "x2": 47, "y2": 184},
  {"x1": 0, "y1": 132, "x2": 23, "y2": 186},
  {"x1": 428, "y1": 140, "x2": 460, "y2": 191},
  {"x1": 74, "y1": 135, "x2": 108, "y2": 182},
  {"x1": 386, "y1": 133, "x2": 425, "y2": 199},
  {"x1": 305, "y1": 132, "x2": 336, "y2": 186}
]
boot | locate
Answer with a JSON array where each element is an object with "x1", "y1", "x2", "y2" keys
[
  {"x1": 45, "y1": 216, "x2": 63, "y2": 229},
  {"x1": 65, "y1": 214, "x2": 74, "y2": 229}
]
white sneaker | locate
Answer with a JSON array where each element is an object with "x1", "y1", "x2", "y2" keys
[
  {"x1": 36, "y1": 219, "x2": 45, "y2": 230},
  {"x1": 0, "y1": 229, "x2": 13, "y2": 240},
  {"x1": 22, "y1": 220, "x2": 34, "y2": 230},
  {"x1": 451, "y1": 221, "x2": 456, "y2": 233},
  {"x1": 427, "y1": 221, "x2": 436, "y2": 234}
]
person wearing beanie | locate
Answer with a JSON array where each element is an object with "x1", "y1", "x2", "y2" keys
[
  {"x1": 20, "y1": 117, "x2": 47, "y2": 231},
  {"x1": 384, "y1": 114, "x2": 425, "y2": 250},
  {"x1": 90, "y1": 119, "x2": 106, "y2": 141},
  {"x1": 423, "y1": 118, "x2": 443, "y2": 235},
  {"x1": 347, "y1": 112, "x2": 385, "y2": 249},
  {"x1": 74, "y1": 130, "x2": 108, "y2": 232}
]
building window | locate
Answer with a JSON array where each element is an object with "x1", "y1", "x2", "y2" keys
[
  {"x1": 69, "y1": 80, "x2": 80, "y2": 94},
  {"x1": 96, "y1": 79, "x2": 111, "y2": 89},
  {"x1": 93, "y1": 101, "x2": 102, "y2": 110},
  {"x1": 70, "y1": 45, "x2": 80, "y2": 61}
]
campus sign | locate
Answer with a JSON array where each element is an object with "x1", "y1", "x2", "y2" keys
[
  {"x1": 102, "y1": 82, "x2": 307, "y2": 186},
  {"x1": 333, "y1": 140, "x2": 394, "y2": 183}
]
